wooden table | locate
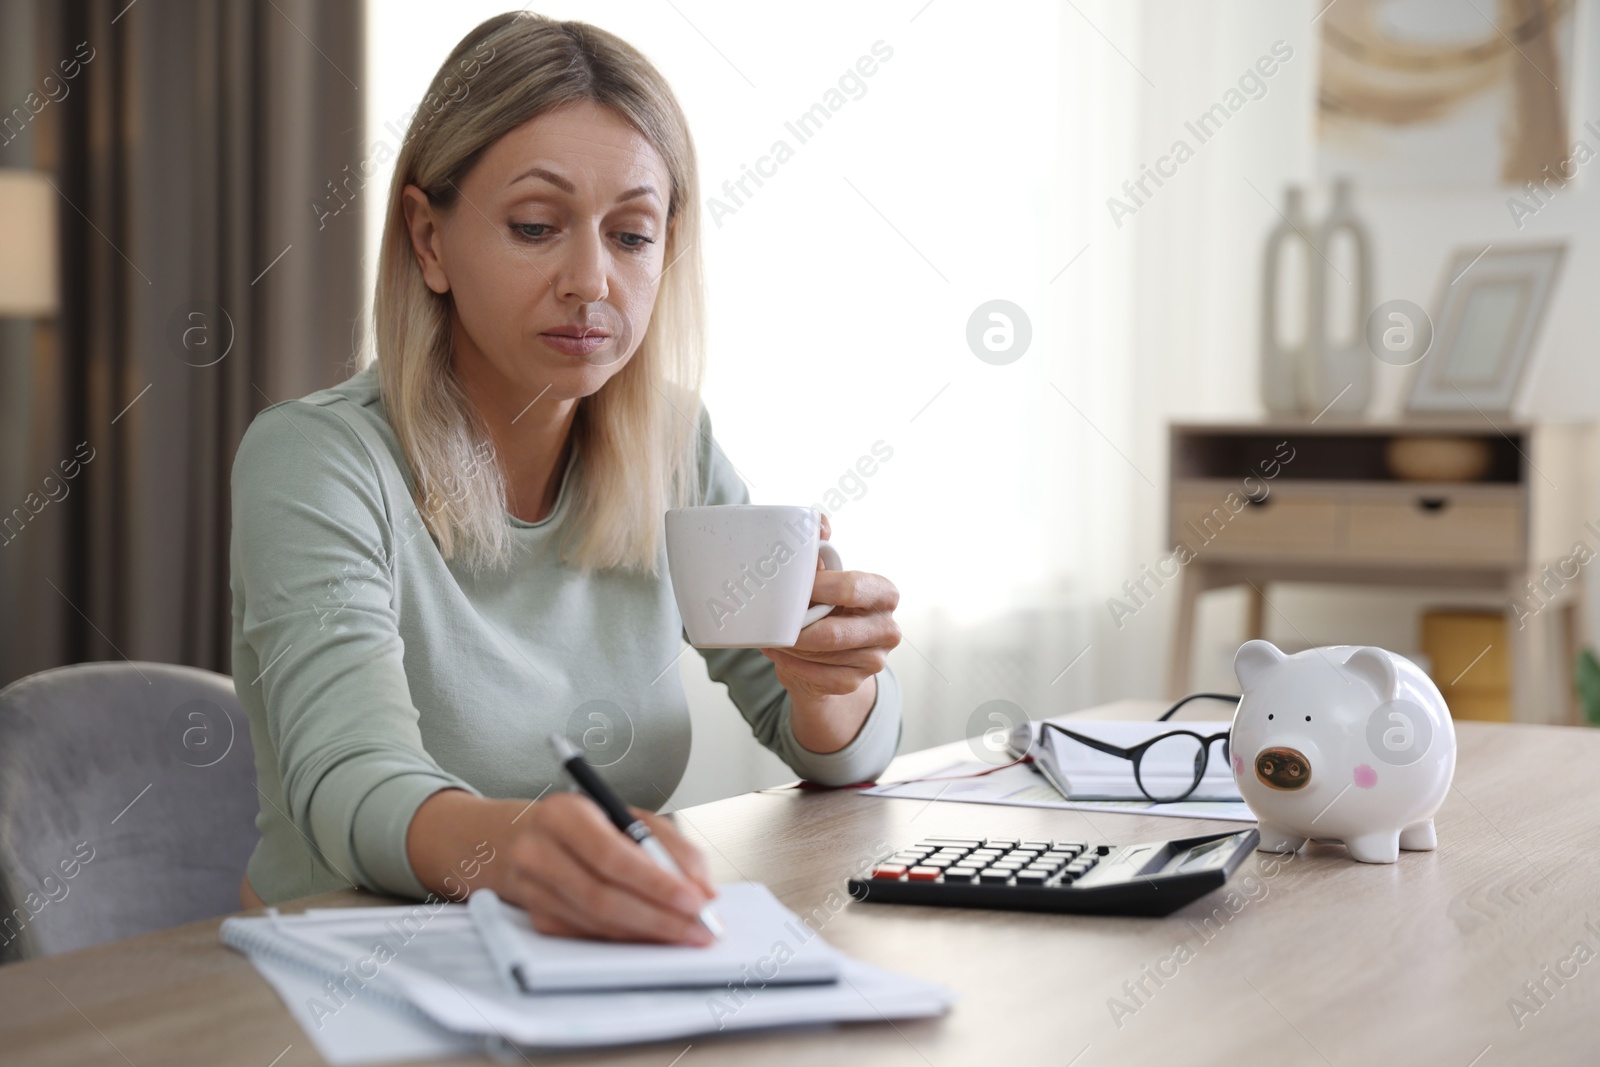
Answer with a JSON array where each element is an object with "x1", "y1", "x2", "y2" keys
[{"x1": 4, "y1": 701, "x2": 1599, "y2": 1065}]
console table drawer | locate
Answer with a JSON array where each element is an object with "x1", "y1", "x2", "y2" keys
[
  {"x1": 1172, "y1": 491, "x2": 1338, "y2": 557},
  {"x1": 1344, "y1": 498, "x2": 1521, "y2": 564}
]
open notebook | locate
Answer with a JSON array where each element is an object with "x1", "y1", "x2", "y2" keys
[
  {"x1": 221, "y1": 882, "x2": 951, "y2": 1055},
  {"x1": 1007, "y1": 718, "x2": 1242, "y2": 801}
]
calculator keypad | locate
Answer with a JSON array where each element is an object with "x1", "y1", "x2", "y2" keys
[{"x1": 872, "y1": 838, "x2": 1097, "y2": 888}]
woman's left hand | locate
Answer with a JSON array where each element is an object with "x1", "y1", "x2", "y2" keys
[{"x1": 760, "y1": 512, "x2": 901, "y2": 704}]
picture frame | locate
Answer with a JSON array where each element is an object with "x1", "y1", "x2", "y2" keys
[{"x1": 1406, "y1": 243, "x2": 1567, "y2": 415}]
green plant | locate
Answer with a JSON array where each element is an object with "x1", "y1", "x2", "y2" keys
[{"x1": 1575, "y1": 648, "x2": 1600, "y2": 727}]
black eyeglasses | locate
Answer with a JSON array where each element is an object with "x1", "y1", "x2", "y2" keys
[{"x1": 1040, "y1": 693, "x2": 1241, "y2": 803}]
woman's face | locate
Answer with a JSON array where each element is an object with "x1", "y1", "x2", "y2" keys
[{"x1": 403, "y1": 100, "x2": 673, "y2": 404}]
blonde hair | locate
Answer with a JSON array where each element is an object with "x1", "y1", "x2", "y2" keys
[{"x1": 364, "y1": 11, "x2": 705, "y2": 575}]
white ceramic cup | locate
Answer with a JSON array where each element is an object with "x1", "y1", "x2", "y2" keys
[{"x1": 664, "y1": 505, "x2": 843, "y2": 648}]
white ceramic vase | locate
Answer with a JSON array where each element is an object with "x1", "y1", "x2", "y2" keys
[
  {"x1": 1259, "y1": 186, "x2": 1313, "y2": 416},
  {"x1": 1303, "y1": 177, "x2": 1372, "y2": 417}
]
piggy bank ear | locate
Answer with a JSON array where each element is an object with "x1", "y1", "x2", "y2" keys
[
  {"x1": 1234, "y1": 640, "x2": 1287, "y2": 690},
  {"x1": 1343, "y1": 647, "x2": 1398, "y2": 701}
]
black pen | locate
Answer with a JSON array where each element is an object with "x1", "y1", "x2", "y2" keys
[{"x1": 547, "y1": 733, "x2": 725, "y2": 939}]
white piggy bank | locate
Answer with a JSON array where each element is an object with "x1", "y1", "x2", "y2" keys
[{"x1": 1230, "y1": 640, "x2": 1456, "y2": 864}]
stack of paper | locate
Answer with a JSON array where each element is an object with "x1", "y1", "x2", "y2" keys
[{"x1": 222, "y1": 883, "x2": 951, "y2": 1065}]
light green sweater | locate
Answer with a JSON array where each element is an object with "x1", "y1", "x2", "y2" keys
[{"x1": 230, "y1": 365, "x2": 902, "y2": 904}]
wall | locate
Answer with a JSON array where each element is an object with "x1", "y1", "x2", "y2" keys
[
  {"x1": 360, "y1": 1, "x2": 1600, "y2": 813},
  {"x1": 1134, "y1": 0, "x2": 1600, "y2": 694},
  {"x1": 366, "y1": 1, "x2": 1149, "y2": 809}
]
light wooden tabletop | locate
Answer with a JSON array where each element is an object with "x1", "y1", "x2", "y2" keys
[{"x1": 2, "y1": 700, "x2": 1597, "y2": 1065}]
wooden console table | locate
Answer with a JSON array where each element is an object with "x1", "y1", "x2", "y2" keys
[{"x1": 1166, "y1": 418, "x2": 1594, "y2": 724}]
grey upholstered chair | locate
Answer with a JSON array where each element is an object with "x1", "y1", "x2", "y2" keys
[{"x1": 0, "y1": 661, "x2": 259, "y2": 963}]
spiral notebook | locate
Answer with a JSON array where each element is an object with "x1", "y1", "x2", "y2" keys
[{"x1": 221, "y1": 883, "x2": 951, "y2": 1059}]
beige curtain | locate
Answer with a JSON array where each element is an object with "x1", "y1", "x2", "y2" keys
[{"x1": 0, "y1": 0, "x2": 366, "y2": 684}]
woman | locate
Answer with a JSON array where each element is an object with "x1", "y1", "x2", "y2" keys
[{"x1": 230, "y1": 11, "x2": 903, "y2": 945}]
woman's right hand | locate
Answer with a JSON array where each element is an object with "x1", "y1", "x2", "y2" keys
[{"x1": 497, "y1": 792, "x2": 718, "y2": 945}]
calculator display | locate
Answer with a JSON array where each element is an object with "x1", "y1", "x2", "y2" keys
[{"x1": 1169, "y1": 833, "x2": 1242, "y2": 873}]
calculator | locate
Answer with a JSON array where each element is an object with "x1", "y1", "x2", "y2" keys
[{"x1": 846, "y1": 828, "x2": 1260, "y2": 917}]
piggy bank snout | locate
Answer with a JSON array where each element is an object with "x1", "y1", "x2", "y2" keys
[{"x1": 1255, "y1": 746, "x2": 1311, "y2": 791}]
